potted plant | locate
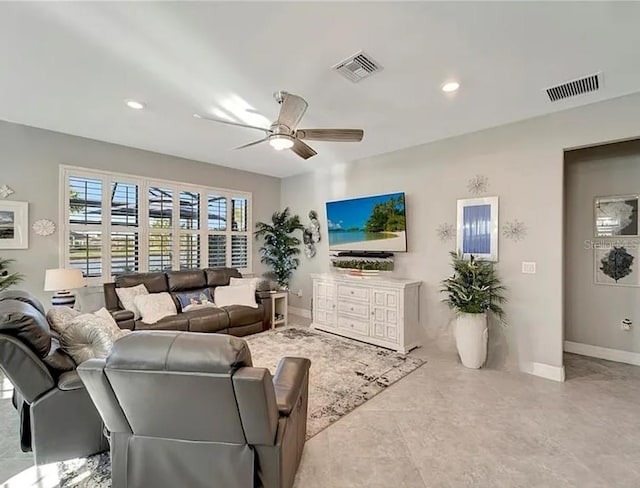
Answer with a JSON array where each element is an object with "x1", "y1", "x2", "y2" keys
[
  {"x1": 254, "y1": 208, "x2": 304, "y2": 290},
  {"x1": 440, "y1": 252, "x2": 506, "y2": 369},
  {"x1": 0, "y1": 257, "x2": 23, "y2": 292}
]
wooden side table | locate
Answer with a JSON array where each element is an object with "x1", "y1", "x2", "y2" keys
[{"x1": 270, "y1": 291, "x2": 288, "y2": 329}]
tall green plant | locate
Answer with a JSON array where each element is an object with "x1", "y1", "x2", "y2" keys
[
  {"x1": 0, "y1": 257, "x2": 23, "y2": 292},
  {"x1": 254, "y1": 208, "x2": 304, "y2": 289},
  {"x1": 440, "y1": 252, "x2": 506, "y2": 323}
]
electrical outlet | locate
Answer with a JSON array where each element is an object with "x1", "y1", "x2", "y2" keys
[
  {"x1": 521, "y1": 261, "x2": 536, "y2": 274},
  {"x1": 295, "y1": 289, "x2": 303, "y2": 298},
  {"x1": 621, "y1": 318, "x2": 632, "y2": 331}
]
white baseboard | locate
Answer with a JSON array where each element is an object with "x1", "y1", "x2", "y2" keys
[
  {"x1": 564, "y1": 341, "x2": 640, "y2": 367},
  {"x1": 288, "y1": 306, "x2": 311, "y2": 319},
  {"x1": 524, "y1": 362, "x2": 566, "y2": 382}
]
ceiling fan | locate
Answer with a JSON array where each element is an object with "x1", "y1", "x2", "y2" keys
[{"x1": 194, "y1": 91, "x2": 364, "y2": 160}]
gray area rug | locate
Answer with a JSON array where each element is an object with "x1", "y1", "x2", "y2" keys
[
  {"x1": 10, "y1": 327, "x2": 425, "y2": 487},
  {"x1": 247, "y1": 327, "x2": 425, "y2": 438}
]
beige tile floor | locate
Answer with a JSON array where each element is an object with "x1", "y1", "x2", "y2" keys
[
  {"x1": 293, "y1": 347, "x2": 640, "y2": 488},
  {"x1": 2, "y1": 317, "x2": 639, "y2": 487}
]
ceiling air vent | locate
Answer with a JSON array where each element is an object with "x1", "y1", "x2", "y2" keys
[
  {"x1": 545, "y1": 72, "x2": 602, "y2": 102},
  {"x1": 333, "y1": 51, "x2": 382, "y2": 83}
]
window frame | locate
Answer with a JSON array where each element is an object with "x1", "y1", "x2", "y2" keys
[{"x1": 59, "y1": 165, "x2": 253, "y2": 285}]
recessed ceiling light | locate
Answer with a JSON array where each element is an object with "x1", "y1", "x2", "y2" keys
[
  {"x1": 125, "y1": 99, "x2": 146, "y2": 110},
  {"x1": 441, "y1": 82, "x2": 460, "y2": 93}
]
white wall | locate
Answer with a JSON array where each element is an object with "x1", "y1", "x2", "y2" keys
[
  {"x1": 565, "y1": 140, "x2": 640, "y2": 354},
  {"x1": 0, "y1": 120, "x2": 280, "y2": 308},
  {"x1": 281, "y1": 92, "x2": 640, "y2": 377}
]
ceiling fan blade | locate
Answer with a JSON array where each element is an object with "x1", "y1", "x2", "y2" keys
[
  {"x1": 194, "y1": 114, "x2": 270, "y2": 134},
  {"x1": 296, "y1": 128, "x2": 364, "y2": 142},
  {"x1": 234, "y1": 138, "x2": 269, "y2": 150},
  {"x1": 277, "y1": 93, "x2": 308, "y2": 130},
  {"x1": 290, "y1": 138, "x2": 318, "y2": 160}
]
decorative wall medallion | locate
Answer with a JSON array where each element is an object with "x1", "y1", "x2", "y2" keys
[
  {"x1": 33, "y1": 219, "x2": 56, "y2": 236},
  {"x1": 436, "y1": 223, "x2": 455, "y2": 242},
  {"x1": 467, "y1": 175, "x2": 489, "y2": 196},
  {"x1": 0, "y1": 185, "x2": 14, "y2": 199},
  {"x1": 502, "y1": 220, "x2": 527, "y2": 242}
]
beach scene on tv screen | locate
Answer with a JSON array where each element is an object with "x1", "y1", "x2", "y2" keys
[{"x1": 327, "y1": 193, "x2": 406, "y2": 252}]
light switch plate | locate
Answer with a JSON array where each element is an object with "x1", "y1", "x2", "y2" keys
[{"x1": 522, "y1": 261, "x2": 536, "y2": 274}]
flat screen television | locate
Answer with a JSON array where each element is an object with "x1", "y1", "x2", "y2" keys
[{"x1": 326, "y1": 192, "x2": 407, "y2": 252}]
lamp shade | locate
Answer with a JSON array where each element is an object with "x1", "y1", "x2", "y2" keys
[{"x1": 44, "y1": 268, "x2": 85, "y2": 291}]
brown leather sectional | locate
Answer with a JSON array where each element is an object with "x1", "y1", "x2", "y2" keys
[{"x1": 104, "y1": 268, "x2": 272, "y2": 336}]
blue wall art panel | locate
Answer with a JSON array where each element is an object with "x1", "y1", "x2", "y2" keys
[
  {"x1": 462, "y1": 204, "x2": 491, "y2": 254},
  {"x1": 457, "y1": 196, "x2": 499, "y2": 261}
]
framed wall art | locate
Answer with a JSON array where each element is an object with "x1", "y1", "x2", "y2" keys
[
  {"x1": 594, "y1": 194, "x2": 639, "y2": 237},
  {"x1": 457, "y1": 196, "x2": 499, "y2": 261},
  {"x1": 0, "y1": 201, "x2": 28, "y2": 249},
  {"x1": 594, "y1": 244, "x2": 640, "y2": 287}
]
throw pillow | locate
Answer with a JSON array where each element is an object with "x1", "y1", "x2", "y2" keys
[
  {"x1": 46, "y1": 306, "x2": 81, "y2": 335},
  {"x1": 94, "y1": 307, "x2": 123, "y2": 334},
  {"x1": 115, "y1": 284, "x2": 149, "y2": 320},
  {"x1": 229, "y1": 277, "x2": 265, "y2": 291},
  {"x1": 60, "y1": 312, "x2": 129, "y2": 365},
  {"x1": 214, "y1": 284, "x2": 258, "y2": 309},
  {"x1": 175, "y1": 288, "x2": 215, "y2": 312},
  {"x1": 134, "y1": 293, "x2": 177, "y2": 324}
]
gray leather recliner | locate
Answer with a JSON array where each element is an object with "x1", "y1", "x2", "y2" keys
[
  {"x1": 78, "y1": 330, "x2": 311, "y2": 488},
  {"x1": 0, "y1": 290, "x2": 108, "y2": 464}
]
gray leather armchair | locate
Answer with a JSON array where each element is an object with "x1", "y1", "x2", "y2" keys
[
  {"x1": 0, "y1": 290, "x2": 108, "y2": 464},
  {"x1": 78, "y1": 330, "x2": 311, "y2": 488}
]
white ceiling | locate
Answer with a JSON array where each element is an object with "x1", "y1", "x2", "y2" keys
[{"x1": 1, "y1": 2, "x2": 639, "y2": 178}]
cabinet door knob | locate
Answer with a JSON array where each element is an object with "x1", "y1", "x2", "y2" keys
[{"x1": 350, "y1": 291, "x2": 354, "y2": 295}]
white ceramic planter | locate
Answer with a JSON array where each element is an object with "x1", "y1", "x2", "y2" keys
[{"x1": 455, "y1": 312, "x2": 488, "y2": 369}]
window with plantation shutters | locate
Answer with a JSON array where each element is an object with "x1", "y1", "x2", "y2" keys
[
  {"x1": 231, "y1": 235, "x2": 249, "y2": 268},
  {"x1": 208, "y1": 235, "x2": 226, "y2": 267},
  {"x1": 61, "y1": 166, "x2": 252, "y2": 283},
  {"x1": 111, "y1": 182, "x2": 139, "y2": 274},
  {"x1": 148, "y1": 186, "x2": 173, "y2": 272},
  {"x1": 68, "y1": 176, "x2": 103, "y2": 277},
  {"x1": 230, "y1": 197, "x2": 250, "y2": 269},
  {"x1": 69, "y1": 230, "x2": 102, "y2": 277}
]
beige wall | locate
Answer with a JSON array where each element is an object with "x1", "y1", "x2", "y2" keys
[
  {"x1": 565, "y1": 140, "x2": 640, "y2": 353},
  {"x1": 281, "y1": 92, "x2": 640, "y2": 376},
  {"x1": 0, "y1": 120, "x2": 280, "y2": 308}
]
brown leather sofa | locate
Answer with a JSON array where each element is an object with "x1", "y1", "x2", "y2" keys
[{"x1": 104, "y1": 268, "x2": 272, "y2": 336}]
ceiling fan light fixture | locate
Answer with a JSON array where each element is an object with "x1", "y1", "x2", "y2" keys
[{"x1": 269, "y1": 134, "x2": 294, "y2": 151}]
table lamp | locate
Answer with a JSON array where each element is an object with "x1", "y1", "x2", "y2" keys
[{"x1": 44, "y1": 268, "x2": 85, "y2": 308}]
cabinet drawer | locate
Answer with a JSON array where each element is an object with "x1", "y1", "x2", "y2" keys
[
  {"x1": 337, "y1": 284, "x2": 369, "y2": 301},
  {"x1": 338, "y1": 300, "x2": 370, "y2": 319},
  {"x1": 337, "y1": 316, "x2": 369, "y2": 335}
]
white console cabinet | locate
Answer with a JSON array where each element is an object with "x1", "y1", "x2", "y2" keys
[{"x1": 311, "y1": 273, "x2": 421, "y2": 354}]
